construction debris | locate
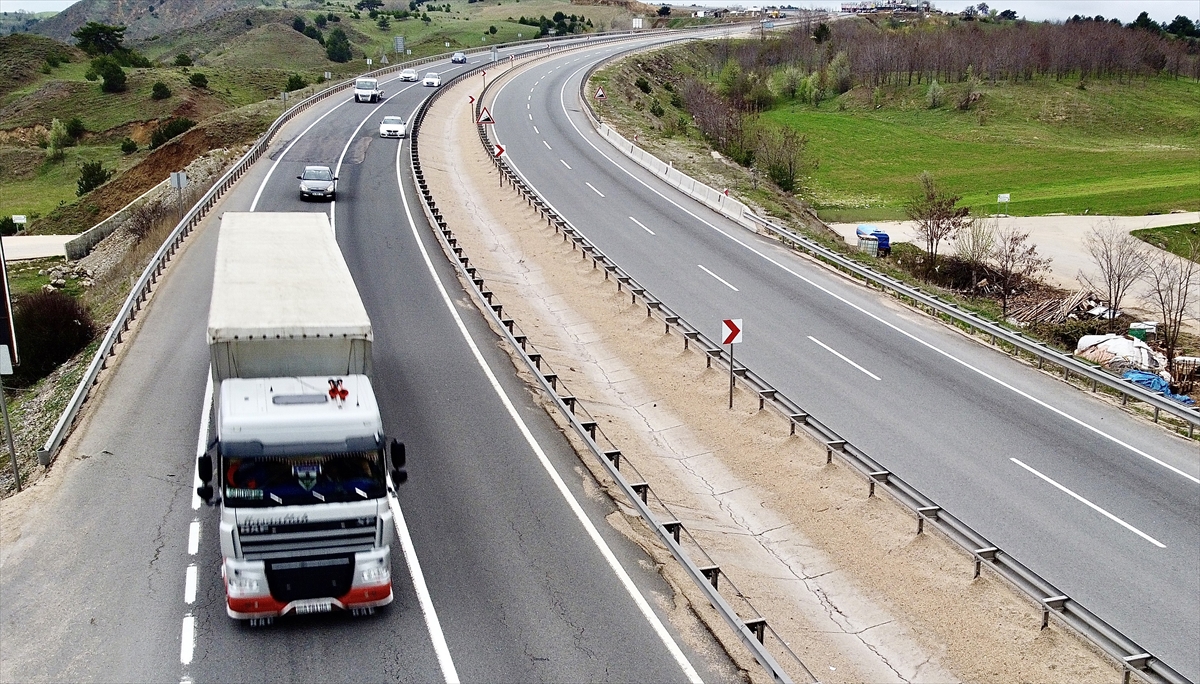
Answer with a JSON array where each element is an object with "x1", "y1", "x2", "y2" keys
[{"x1": 1008, "y1": 289, "x2": 1103, "y2": 325}]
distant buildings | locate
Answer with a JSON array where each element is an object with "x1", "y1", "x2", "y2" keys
[{"x1": 840, "y1": 1, "x2": 930, "y2": 13}]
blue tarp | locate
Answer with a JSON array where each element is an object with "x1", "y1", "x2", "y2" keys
[{"x1": 1122, "y1": 370, "x2": 1196, "y2": 405}]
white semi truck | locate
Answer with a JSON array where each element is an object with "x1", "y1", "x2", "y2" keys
[{"x1": 196, "y1": 212, "x2": 406, "y2": 624}]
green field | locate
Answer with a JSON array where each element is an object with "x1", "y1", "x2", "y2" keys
[
  {"x1": 1131, "y1": 223, "x2": 1200, "y2": 260},
  {"x1": 0, "y1": 144, "x2": 133, "y2": 222},
  {"x1": 762, "y1": 76, "x2": 1200, "y2": 221}
]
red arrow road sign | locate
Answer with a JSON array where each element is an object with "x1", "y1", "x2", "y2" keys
[
  {"x1": 492, "y1": 144, "x2": 505, "y2": 158},
  {"x1": 722, "y1": 319, "x2": 743, "y2": 345},
  {"x1": 469, "y1": 95, "x2": 475, "y2": 104},
  {"x1": 477, "y1": 106, "x2": 495, "y2": 125},
  {"x1": 595, "y1": 86, "x2": 607, "y2": 100}
]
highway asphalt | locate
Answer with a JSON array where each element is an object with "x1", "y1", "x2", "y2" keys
[
  {"x1": 488, "y1": 45, "x2": 1200, "y2": 680},
  {"x1": 1, "y1": 37, "x2": 742, "y2": 683}
]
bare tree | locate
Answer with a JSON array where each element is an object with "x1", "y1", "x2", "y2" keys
[
  {"x1": 991, "y1": 226, "x2": 1052, "y2": 318},
  {"x1": 755, "y1": 125, "x2": 813, "y2": 193},
  {"x1": 1141, "y1": 242, "x2": 1199, "y2": 380},
  {"x1": 955, "y1": 216, "x2": 996, "y2": 290},
  {"x1": 1077, "y1": 220, "x2": 1148, "y2": 332},
  {"x1": 905, "y1": 171, "x2": 969, "y2": 274}
]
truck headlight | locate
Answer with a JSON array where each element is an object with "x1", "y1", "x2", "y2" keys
[
  {"x1": 359, "y1": 564, "x2": 389, "y2": 583},
  {"x1": 227, "y1": 571, "x2": 264, "y2": 596}
]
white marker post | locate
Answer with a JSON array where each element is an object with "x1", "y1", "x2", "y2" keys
[
  {"x1": 997, "y1": 193, "x2": 1010, "y2": 217},
  {"x1": 721, "y1": 319, "x2": 743, "y2": 408}
]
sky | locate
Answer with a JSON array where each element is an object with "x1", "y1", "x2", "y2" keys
[{"x1": 0, "y1": 0, "x2": 1196, "y2": 24}]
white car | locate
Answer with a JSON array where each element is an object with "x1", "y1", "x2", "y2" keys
[
  {"x1": 422, "y1": 72, "x2": 441, "y2": 87},
  {"x1": 297, "y1": 165, "x2": 337, "y2": 201},
  {"x1": 379, "y1": 115, "x2": 407, "y2": 138},
  {"x1": 398, "y1": 68, "x2": 419, "y2": 82},
  {"x1": 354, "y1": 77, "x2": 383, "y2": 103}
]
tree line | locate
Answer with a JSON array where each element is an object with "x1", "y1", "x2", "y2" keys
[{"x1": 709, "y1": 14, "x2": 1199, "y2": 89}]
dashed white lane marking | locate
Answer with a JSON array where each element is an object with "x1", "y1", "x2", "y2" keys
[
  {"x1": 184, "y1": 566, "x2": 198, "y2": 604},
  {"x1": 561, "y1": 159, "x2": 572, "y2": 169},
  {"x1": 527, "y1": 103, "x2": 530, "y2": 109},
  {"x1": 698, "y1": 264, "x2": 738, "y2": 291},
  {"x1": 187, "y1": 521, "x2": 200, "y2": 555},
  {"x1": 533, "y1": 126, "x2": 540, "y2": 134},
  {"x1": 808, "y1": 336, "x2": 881, "y2": 381},
  {"x1": 180, "y1": 616, "x2": 195, "y2": 665},
  {"x1": 543, "y1": 140, "x2": 552, "y2": 150},
  {"x1": 629, "y1": 217, "x2": 655, "y2": 235},
  {"x1": 585, "y1": 182, "x2": 604, "y2": 197},
  {"x1": 1011, "y1": 458, "x2": 1166, "y2": 548},
  {"x1": 528, "y1": 113, "x2": 532, "y2": 120}
]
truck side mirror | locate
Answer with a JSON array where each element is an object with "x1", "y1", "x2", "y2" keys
[
  {"x1": 198, "y1": 453, "x2": 213, "y2": 483},
  {"x1": 296, "y1": 175, "x2": 303, "y2": 179},
  {"x1": 196, "y1": 483, "x2": 214, "y2": 503},
  {"x1": 389, "y1": 439, "x2": 407, "y2": 488}
]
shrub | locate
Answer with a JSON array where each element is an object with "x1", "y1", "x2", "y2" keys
[
  {"x1": 635, "y1": 76, "x2": 651, "y2": 93},
  {"x1": 91, "y1": 55, "x2": 127, "y2": 92},
  {"x1": 46, "y1": 118, "x2": 69, "y2": 160},
  {"x1": 326, "y1": 28, "x2": 352, "y2": 62},
  {"x1": 303, "y1": 26, "x2": 325, "y2": 44},
  {"x1": 77, "y1": 160, "x2": 114, "y2": 196},
  {"x1": 174, "y1": 53, "x2": 192, "y2": 66},
  {"x1": 286, "y1": 74, "x2": 308, "y2": 91},
  {"x1": 314, "y1": 14, "x2": 328, "y2": 27},
  {"x1": 649, "y1": 101, "x2": 664, "y2": 117},
  {"x1": 149, "y1": 118, "x2": 195, "y2": 149},
  {"x1": 65, "y1": 117, "x2": 86, "y2": 141},
  {"x1": 188, "y1": 72, "x2": 208, "y2": 88},
  {"x1": 151, "y1": 81, "x2": 172, "y2": 99},
  {"x1": 926, "y1": 79, "x2": 944, "y2": 108},
  {"x1": 10, "y1": 291, "x2": 97, "y2": 388},
  {"x1": 0, "y1": 217, "x2": 17, "y2": 236},
  {"x1": 292, "y1": 16, "x2": 306, "y2": 31},
  {"x1": 120, "y1": 137, "x2": 138, "y2": 154},
  {"x1": 489, "y1": 25, "x2": 497, "y2": 34}
]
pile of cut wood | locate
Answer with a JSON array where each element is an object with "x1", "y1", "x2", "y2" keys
[{"x1": 1008, "y1": 289, "x2": 1100, "y2": 325}]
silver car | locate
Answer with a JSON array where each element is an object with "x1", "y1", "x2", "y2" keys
[{"x1": 297, "y1": 165, "x2": 337, "y2": 201}]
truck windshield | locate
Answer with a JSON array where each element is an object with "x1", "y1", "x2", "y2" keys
[
  {"x1": 223, "y1": 452, "x2": 386, "y2": 507},
  {"x1": 356, "y1": 79, "x2": 376, "y2": 89}
]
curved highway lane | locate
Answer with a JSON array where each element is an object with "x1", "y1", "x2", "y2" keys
[{"x1": 488, "y1": 45, "x2": 1200, "y2": 680}]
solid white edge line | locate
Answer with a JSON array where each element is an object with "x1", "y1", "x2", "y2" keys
[
  {"x1": 184, "y1": 565, "x2": 198, "y2": 605},
  {"x1": 808, "y1": 336, "x2": 881, "y2": 381},
  {"x1": 476, "y1": 51, "x2": 703, "y2": 684},
  {"x1": 629, "y1": 216, "x2": 655, "y2": 235},
  {"x1": 187, "y1": 521, "x2": 200, "y2": 555},
  {"x1": 180, "y1": 615, "x2": 195, "y2": 665},
  {"x1": 192, "y1": 371, "x2": 213, "y2": 510},
  {"x1": 395, "y1": 101, "x2": 460, "y2": 684},
  {"x1": 539, "y1": 57, "x2": 1199, "y2": 487},
  {"x1": 1011, "y1": 458, "x2": 1166, "y2": 548},
  {"x1": 697, "y1": 264, "x2": 739, "y2": 292},
  {"x1": 584, "y1": 181, "x2": 604, "y2": 197}
]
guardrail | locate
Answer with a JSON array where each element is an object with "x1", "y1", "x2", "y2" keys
[
  {"x1": 410, "y1": 36, "x2": 816, "y2": 684},
  {"x1": 471, "y1": 40, "x2": 1187, "y2": 684},
  {"x1": 576, "y1": 62, "x2": 1200, "y2": 437},
  {"x1": 33, "y1": 28, "x2": 694, "y2": 469}
]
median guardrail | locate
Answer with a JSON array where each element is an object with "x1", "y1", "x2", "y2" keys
[{"x1": 462, "y1": 40, "x2": 1186, "y2": 684}]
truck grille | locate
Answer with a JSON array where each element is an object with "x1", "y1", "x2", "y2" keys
[{"x1": 238, "y1": 517, "x2": 376, "y2": 561}]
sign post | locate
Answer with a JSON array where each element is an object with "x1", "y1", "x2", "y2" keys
[
  {"x1": 721, "y1": 318, "x2": 743, "y2": 408},
  {"x1": 170, "y1": 171, "x2": 188, "y2": 228},
  {"x1": 997, "y1": 193, "x2": 1010, "y2": 216},
  {"x1": 1, "y1": 237, "x2": 20, "y2": 491}
]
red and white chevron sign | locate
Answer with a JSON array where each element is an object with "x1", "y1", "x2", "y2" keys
[{"x1": 722, "y1": 319, "x2": 742, "y2": 345}]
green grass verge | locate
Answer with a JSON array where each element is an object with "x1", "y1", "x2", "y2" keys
[
  {"x1": 763, "y1": 76, "x2": 1199, "y2": 221},
  {"x1": 0, "y1": 145, "x2": 133, "y2": 223},
  {"x1": 1131, "y1": 223, "x2": 1200, "y2": 260}
]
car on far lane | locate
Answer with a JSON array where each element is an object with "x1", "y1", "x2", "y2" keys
[
  {"x1": 379, "y1": 115, "x2": 407, "y2": 138},
  {"x1": 423, "y1": 72, "x2": 442, "y2": 87},
  {"x1": 297, "y1": 165, "x2": 337, "y2": 201},
  {"x1": 451, "y1": 52, "x2": 467, "y2": 64},
  {"x1": 398, "y1": 68, "x2": 419, "y2": 81}
]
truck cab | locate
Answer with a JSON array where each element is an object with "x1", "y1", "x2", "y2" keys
[{"x1": 210, "y1": 375, "x2": 397, "y2": 621}]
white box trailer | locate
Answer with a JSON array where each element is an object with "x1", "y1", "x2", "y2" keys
[
  {"x1": 208, "y1": 212, "x2": 372, "y2": 382},
  {"x1": 197, "y1": 212, "x2": 405, "y2": 624}
]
